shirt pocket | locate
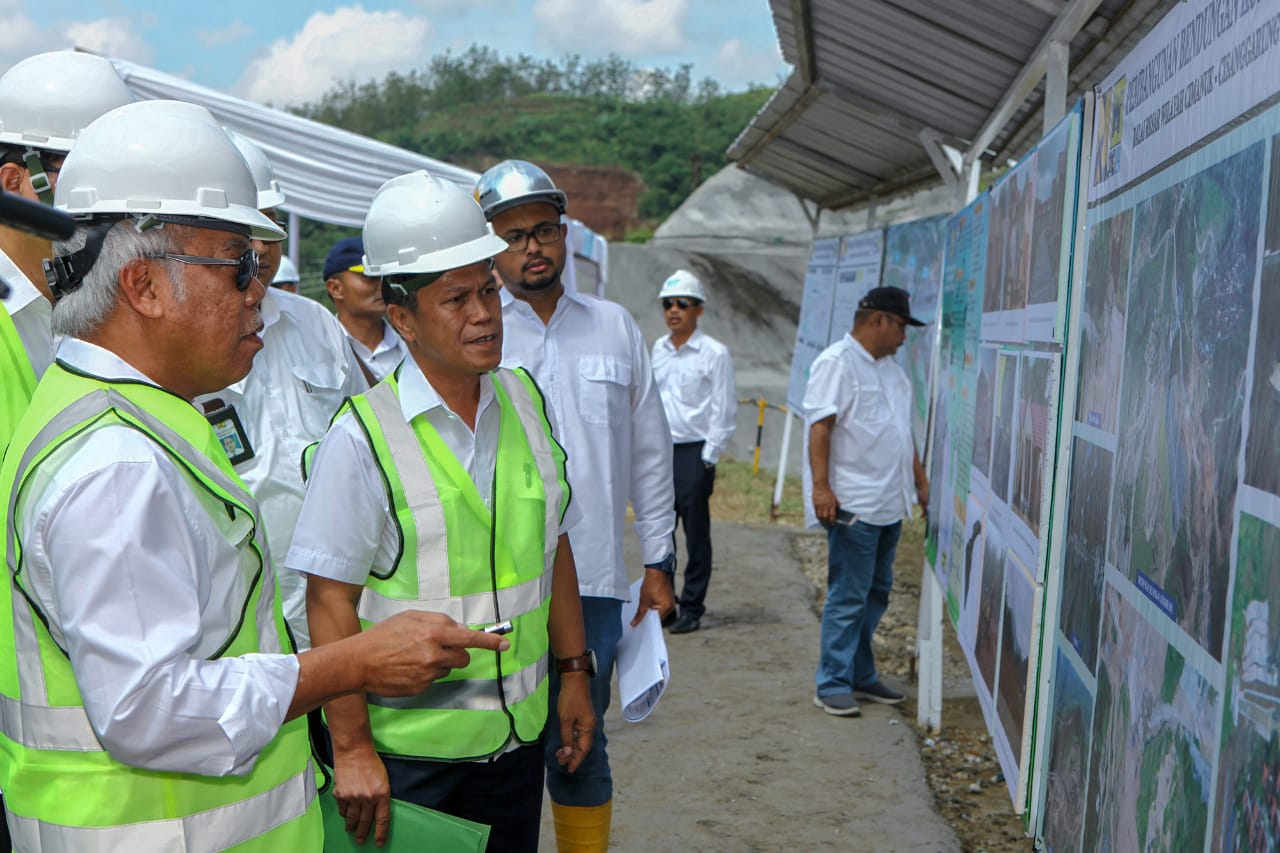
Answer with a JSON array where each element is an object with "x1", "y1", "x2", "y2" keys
[
  {"x1": 577, "y1": 356, "x2": 631, "y2": 426},
  {"x1": 291, "y1": 362, "x2": 348, "y2": 437},
  {"x1": 675, "y1": 363, "x2": 713, "y2": 406}
]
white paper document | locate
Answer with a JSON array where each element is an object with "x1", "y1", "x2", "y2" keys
[{"x1": 615, "y1": 578, "x2": 670, "y2": 722}]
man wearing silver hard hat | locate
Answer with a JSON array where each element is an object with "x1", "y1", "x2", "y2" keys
[
  {"x1": 476, "y1": 158, "x2": 676, "y2": 851},
  {"x1": 651, "y1": 269, "x2": 736, "y2": 636},
  {"x1": 0, "y1": 100, "x2": 506, "y2": 850},
  {"x1": 291, "y1": 170, "x2": 594, "y2": 852}
]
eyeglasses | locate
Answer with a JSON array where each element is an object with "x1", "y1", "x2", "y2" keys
[
  {"x1": 147, "y1": 249, "x2": 260, "y2": 292},
  {"x1": 501, "y1": 222, "x2": 562, "y2": 253},
  {"x1": 662, "y1": 298, "x2": 697, "y2": 311}
]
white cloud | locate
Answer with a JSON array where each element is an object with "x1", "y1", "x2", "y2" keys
[
  {"x1": 709, "y1": 36, "x2": 786, "y2": 89},
  {"x1": 64, "y1": 18, "x2": 154, "y2": 65},
  {"x1": 0, "y1": 1, "x2": 58, "y2": 71},
  {"x1": 532, "y1": 0, "x2": 689, "y2": 56},
  {"x1": 236, "y1": 6, "x2": 434, "y2": 106},
  {"x1": 197, "y1": 20, "x2": 253, "y2": 48}
]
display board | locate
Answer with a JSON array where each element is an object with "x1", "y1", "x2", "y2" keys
[
  {"x1": 883, "y1": 214, "x2": 949, "y2": 452},
  {"x1": 1038, "y1": 2, "x2": 1280, "y2": 850},
  {"x1": 925, "y1": 104, "x2": 1083, "y2": 812}
]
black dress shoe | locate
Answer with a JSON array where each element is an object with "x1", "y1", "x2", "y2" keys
[{"x1": 669, "y1": 612, "x2": 701, "y2": 634}]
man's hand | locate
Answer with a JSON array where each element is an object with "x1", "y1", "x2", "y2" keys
[
  {"x1": 358, "y1": 611, "x2": 509, "y2": 697},
  {"x1": 812, "y1": 482, "x2": 839, "y2": 525},
  {"x1": 916, "y1": 480, "x2": 930, "y2": 520},
  {"x1": 633, "y1": 567, "x2": 676, "y2": 626},
  {"x1": 554, "y1": 674, "x2": 597, "y2": 772},
  {"x1": 334, "y1": 747, "x2": 392, "y2": 847}
]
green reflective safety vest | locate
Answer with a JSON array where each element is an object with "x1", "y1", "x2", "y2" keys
[
  {"x1": 0, "y1": 303, "x2": 36, "y2": 453},
  {"x1": 315, "y1": 367, "x2": 570, "y2": 761},
  {"x1": 0, "y1": 362, "x2": 322, "y2": 852}
]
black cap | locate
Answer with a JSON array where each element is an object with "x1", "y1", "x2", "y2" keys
[{"x1": 859, "y1": 286, "x2": 925, "y2": 326}]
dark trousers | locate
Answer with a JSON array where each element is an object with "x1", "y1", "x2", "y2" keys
[
  {"x1": 380, "y1": 744, "x2": 545, "y2": 853},
  {"x1": 673, "y1": 441, "x2": 716, "y2": 619}
]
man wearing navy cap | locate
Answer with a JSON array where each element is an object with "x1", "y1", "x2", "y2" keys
[
  {"x1": 803, "y1": 285, "x2": 929, "y2": 717},
  {"x1": 325, "y1": 236, "x2": 408, "y2": 381}
]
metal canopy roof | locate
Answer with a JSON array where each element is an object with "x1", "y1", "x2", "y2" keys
[{"x1": 729, "y1": 0, "x2": 1175, "y2": 210}]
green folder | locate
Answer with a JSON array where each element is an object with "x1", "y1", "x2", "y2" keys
[{"x1": 319, "y1": 788, "x2": 491, "y2": 852}]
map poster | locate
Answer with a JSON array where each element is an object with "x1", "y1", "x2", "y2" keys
[
  {"x1": 785, "y1": 237, "x2": 840, "y2": 410},
  {"x1": 831, "y1": 229, "x2": 885, "y2": 338},
  {"x1": 1008, "y1": 351, "x2": 1062, "y2": 581},
  {"x1": 883, "y1": 215, "x2": 949, "y2": 452},
  {"x1": 1025, "y1": 106, "x2": 1082, "y2": 343}
]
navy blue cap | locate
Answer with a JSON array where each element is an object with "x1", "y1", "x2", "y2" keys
[
  {"x1": 859, "y1": 286, "x2": 925, "y2": 326},
  {"x1": 323, "y1": 236, "x2": 366, "y2": 281}
]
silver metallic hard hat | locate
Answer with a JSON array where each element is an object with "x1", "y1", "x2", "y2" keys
[{"x1": 473, "y1": 159, "x2": 568, "y2": 220}]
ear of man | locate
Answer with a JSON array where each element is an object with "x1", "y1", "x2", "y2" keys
[
  {"x1": 0, "y1": 162, "x2": 27, "y2": 194},
  {"x1": 386, "y1": 302, "x2": 418, "y2": 344},
  {"x1": 117, "y1": 258, "x2": 166, "y2": 320}
]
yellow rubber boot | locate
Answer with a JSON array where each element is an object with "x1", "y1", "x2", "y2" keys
[{"x1": 550, "y1": 799, "x2": 612, "y2": 853}]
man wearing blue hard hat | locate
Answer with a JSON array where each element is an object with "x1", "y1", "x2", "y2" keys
[{"x1": 326, "y1": 235, "x2": 408, "y2": 381}]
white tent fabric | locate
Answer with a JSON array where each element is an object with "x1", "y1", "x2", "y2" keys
[
  {"x1": 105, "y1": 55, "x2": 479, "y2": 228},
  {"x1": 101, "y1": 52, "x2": 607, "y2": 294}
]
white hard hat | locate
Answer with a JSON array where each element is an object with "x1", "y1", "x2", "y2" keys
[
  {"x1": 474, "y1": 159, "x2": 567, "y2": 220},
  {"x1": 273, "y1": 255, "x2": 299, "y2": 285},
  {"x1": 363, "y1": 170, "x2": 507, "y2": 278},
  {"x1": 54, "y1": 100, "x2": 285, "y2": 241},
  {"x1": 226, "y1": 128, "x2": 287, "y2": 211},
  {"x1": 659, "y1": 269, "x2": 706, "y2": 303},
  {"x1": 0, "y1": 51, "x2": 134, "y2": 153}
]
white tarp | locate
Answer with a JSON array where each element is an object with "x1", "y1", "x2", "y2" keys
[
  {"x1": 102, "y1": 52, "x2": 608, "y2": 293},
  {"x1": 104, "y1": 55, "x2": 479, "y2": 228}
]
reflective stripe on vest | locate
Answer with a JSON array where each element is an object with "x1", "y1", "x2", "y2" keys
[
  {"x1": 0, "y1": 364, "x2": 319, "y2": 851},
  {"x1": 345, "y1": 367, "x2": 567, "y2": 759},
  {"x1": 7, "y1": 758, "x2": 317, "y2": 853}
]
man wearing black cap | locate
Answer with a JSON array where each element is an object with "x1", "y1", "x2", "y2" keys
[
  {"x1": 325, "y1": 236, "x2": 408, "y2": 381},
  {"x1": 803, "y1": 285, "x2": 930, "y2": 717}
]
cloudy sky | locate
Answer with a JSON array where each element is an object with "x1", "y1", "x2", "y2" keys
[{"x1": 3, "y1": 0, "x2": 788, "y2": 106}]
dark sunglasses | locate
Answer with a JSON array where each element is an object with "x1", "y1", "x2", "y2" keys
[
  {"x1": 662, "y1": 298, "x2": 697, "y2": 310},
  {"x1": 148, "y1": 249, "x2": 260, "y2": 292}
]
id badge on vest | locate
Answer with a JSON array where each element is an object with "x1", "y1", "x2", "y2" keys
[{"x1": 205, "y1": 402, "x2": 255, "y2": 466}]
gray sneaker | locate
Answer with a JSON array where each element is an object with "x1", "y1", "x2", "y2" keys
[
  {"x1": 813, "y1": 693, "x2": 862, "y2": 717},
  {"x1": 855, "y1": 681, "x2": 905, "y2": 705}
]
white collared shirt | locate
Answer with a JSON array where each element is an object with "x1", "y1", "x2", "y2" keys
[
  {"x1": 801, "y1": 334, "x2": 915, "y2": 528},
  {"x1": 195, "y1": 288, "x2": 368, "y2": 647},
  {"x1": 16, "y1": 338, "x2": 300, "y2": 777},
  {"x1": 0, "y1": 246, "x2": 53, "y2": 378},
  {"x1": 285, "y1": 357, "x2": 580, "y2": 587},
  {"x1": 500, "y1": 288, "x2": 675, "y2": 600},
  {"x1": 651, "y1": 328, "x2": 736, "y2": 464},
  {"x1": 346, "y1": 319, "x2": 409, "y2": 382}
]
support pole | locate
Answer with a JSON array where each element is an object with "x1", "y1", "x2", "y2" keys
[
  {"x1": 752, "y1": 398, "x2": 767, "y2": 475},
  {"x1": 1044, "y1": 39, "x2": 1069, "y2": 134},
  {"x1": 917, "y1": 566, "x2": 945, "y2": 733},
  {"x1": 287, "y1": 211, "x2": 301, "y2": 270},
  {"x1": 771, "y1": 411, "x2": 796, "y2": 520}
]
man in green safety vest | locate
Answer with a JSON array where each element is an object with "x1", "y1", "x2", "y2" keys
[
  {"x1": 0, "y1": 51, "x2": 134, "y2": 452},
  {"x1": 289, "y1": 170, "x2": 595, "y2": 852},
  {"x1": 0, "y1": 99, "x2": 508, "y2": 852}
]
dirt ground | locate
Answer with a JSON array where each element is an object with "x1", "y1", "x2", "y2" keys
[
  {"x1": 536, "y1": 509, "x2": 1032, "y2": 850},
  {"x1": 792, "y1": 527, "x2": 1033, "y2": 853}
]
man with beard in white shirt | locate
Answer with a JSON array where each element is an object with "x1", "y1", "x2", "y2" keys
[
  {"x1": 197, "y1": 132, "x2": 367, "y2": 647},
  {"x1": 476, "y1": 159, "x2": 676, "y2": 853}
]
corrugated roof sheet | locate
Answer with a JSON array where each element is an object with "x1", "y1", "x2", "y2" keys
[{"x1": 730, "y1": 0, "x2": 1176, "y2": 209}]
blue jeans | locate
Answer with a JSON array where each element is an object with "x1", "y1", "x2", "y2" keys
[
  {"x1": 816, "y1": 519, "x2": 902, "y2": 697},
  {"x1": 544, "y1": 596, "x2": 622, "y2": 806}
]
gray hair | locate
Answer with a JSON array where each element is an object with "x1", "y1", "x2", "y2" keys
[{"x1": 51, "y1": 220, "x2": 185, "y2": 339}]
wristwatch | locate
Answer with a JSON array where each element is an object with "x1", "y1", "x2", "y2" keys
[{"x1": 556, "y1": 649, "x2": 598, "y2": 678}]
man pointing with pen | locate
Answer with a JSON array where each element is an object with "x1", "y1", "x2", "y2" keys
[{"x1": 289, "y1": 171, "x2": 593, "y2": 852}]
